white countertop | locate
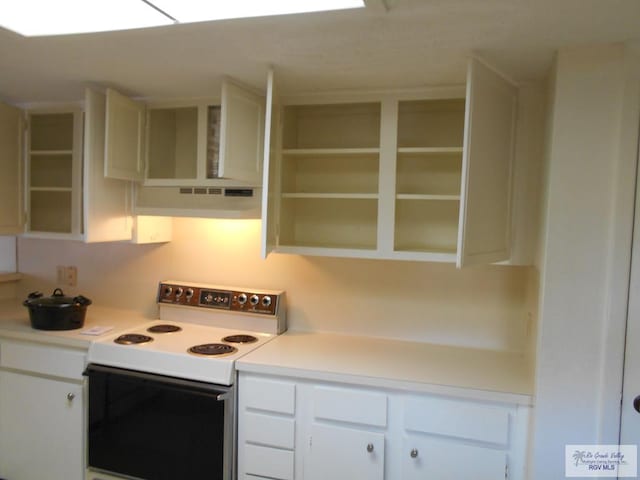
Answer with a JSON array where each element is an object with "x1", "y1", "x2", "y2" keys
[
  {"x1": 0, "y1": 299, "x2": 156, "y2": 349},
  {"x1": 0, "y1": 298, "x2": 535, "y2": 405},
  {"x1": 237, "y1": 331, "x2": 534, "y2": 405}
]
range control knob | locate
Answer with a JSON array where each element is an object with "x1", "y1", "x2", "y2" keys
[
  {"x1": 185, "y1": 288, "x2": 194, "y2": 299},
  {"x1": 237, "y1": 293, "x2": 248, "y2": 305},
  {"x1": 163, "y1": 286, "x2": 173, "y2": 297},
  {"x1": 175, "y1": 287, "x2": 184, "y2": 298},
  {"x1": 249, "y1": 294, "x2": 260, "y2": 306},
  {"x1": 261, "y1": 296, "x2": 272, "y2": 307}
]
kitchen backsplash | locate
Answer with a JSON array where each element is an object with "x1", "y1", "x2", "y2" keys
[{"x1": 16, "y1": 217, "x2": 536, "y2": 353}]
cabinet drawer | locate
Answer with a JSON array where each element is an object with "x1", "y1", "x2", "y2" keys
[
  {"x1": 243, "y1": 444, "x2": 294, "y2": 480},
  {"x1": 244, "y1": 411, "x2": 295, "y2": 449},
  {"x1": 313, "y1": 386, "x2": 387, "y2": 427},
  {"x1": 0, "y1": 340, "x2": 85, "y2": 380},
  {"x1": 404, "y1": 395, "x2": 510, "y2": 445},
  {"x1": 242, "y1": 376, "x2": 296, "y2": 414}
]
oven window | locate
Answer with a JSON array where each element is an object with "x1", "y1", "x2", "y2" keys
[{"x1": 87, "y1": 365, "x2": 229, "y2": 480}]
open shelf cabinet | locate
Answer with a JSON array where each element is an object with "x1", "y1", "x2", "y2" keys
[
  {"x1": 25, "y1": 110, "x2": 83, "y2": 238},
  {"x1": 262, "y1": 58, "x2": 517, "y2": 266}
]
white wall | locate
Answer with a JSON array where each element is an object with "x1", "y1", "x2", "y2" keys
[
  {"x1": 16, "y1": 218, "x2": 534, "y2": 352},
  {"x1": 532, "y1": 43, "x2": 640, "y2": 478},
  {"x1": 0, "y1": 236, "x2": 16, "y2": 272}
]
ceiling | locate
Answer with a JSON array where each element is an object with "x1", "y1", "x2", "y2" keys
[{"x1": 1, "y1": 0, "x2": 639, "y2": 105}]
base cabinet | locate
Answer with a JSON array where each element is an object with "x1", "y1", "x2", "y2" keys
[
  {"x1": 401, "y1": 435, "x2": 507, "y2": 480},
  {"x1": 237, "y1": 372, "x2": 531, "y2": 480},
  {"x1": 305, "y1": 424, "x2": 385, "y2": 480},
  {"x1": 0, "y1": 340, "x2": 85, "y2": 480}
]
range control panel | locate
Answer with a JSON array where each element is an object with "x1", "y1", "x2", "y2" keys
[{"x1": 157, "y1": 282, "x2": 278, "y2": 316}]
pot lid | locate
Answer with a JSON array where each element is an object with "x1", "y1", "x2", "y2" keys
[{"x1": 23, "y1": 288, "x2": 92, "y2": 308}]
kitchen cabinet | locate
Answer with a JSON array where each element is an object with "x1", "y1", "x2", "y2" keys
[
  {"x1": 84, "y1": 88, "x2": 171, "y2": 243},
  {"x1": 261, "y1": 58, "x2": 517, "y2": 267},
  {"x1": 0, "y1": 93, "x2": 170, "y2": 243},
  {"x1": 104, "y1": 79, "x2": 264, "y2": 219},
  {"x1": 0, "y1": 339, "x2": 85, "y2": 480},
  {"x1": 0, "y1": 102, "x2": 23, "y2": 235},
  {"x1": 25, "y1": 108, "x2": 83, "y2": 238},
  {"x1": 237, "y1": 375, "x2": 296, "y2": 480},
  {"x1": 237, "y1": 372, "x2": 530, "y2": 480}
]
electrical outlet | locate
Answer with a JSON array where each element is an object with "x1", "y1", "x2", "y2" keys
[
  {"x1": 66, "y1": 266, "x2": 77, "y2": 287},
  {"x1": 56, "y1": 265, "x2": 77, "y2": 287}
]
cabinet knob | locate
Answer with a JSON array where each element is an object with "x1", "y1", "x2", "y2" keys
[
  {"x1": 410, "y1": 448, "x2": 419, "y2": 458},
  {"x1": 366, "y1": 443, "x2": 374, "y2": 453},
  {"x1": 67, "y1": 392, "x2": 75, "y2": 402}
]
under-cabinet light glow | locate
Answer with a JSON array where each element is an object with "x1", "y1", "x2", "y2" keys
[{"x1": 0, "y1": 0, "x2": 365, "y2": 37}]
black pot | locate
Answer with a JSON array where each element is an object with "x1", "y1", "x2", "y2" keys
[{"x1": 23, "y1": 288, "x2": 92, "y2": 331}]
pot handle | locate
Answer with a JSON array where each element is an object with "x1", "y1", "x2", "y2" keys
[
  {"x1": 23, "y1": 291, "x2": 43, "y2": 306},
  {"x1": 52, "y1": 288, "x2": 65, "y2": 297},
  {"x1": 73, "y1": 295, "x2": 92, "y2": 306}
]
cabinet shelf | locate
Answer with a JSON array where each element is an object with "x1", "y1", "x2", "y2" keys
[
  {"x1": 29, "y1": 187, "x2": 73, "y2": 192},
  {"x1": 282, "y1": 148, "x2": 380, "y2": 156},
  {"x1": 282, "y1": 193, "x2": 378, "y2": 200},
  {"x1": 30, "y1": 150, "x2": 74, "y2": 156},
  {"x1": 397, "y1": 147, "x2": 463, "y2": 155},
  {"x1": 396, "y1": 194, "x2": 460, "y2": 201}
]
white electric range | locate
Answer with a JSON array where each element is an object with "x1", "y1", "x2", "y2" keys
[{"x1": 85, "y1": 281, "x2": 286, "y2": 480}]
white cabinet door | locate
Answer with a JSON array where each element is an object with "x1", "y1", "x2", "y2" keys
[
  {"x1": 457, "y1": 57, "x2": 517, "y2": 267},
  {"x1": 402, "y1": 434, "x2": 507, "y2": 480},
  {"x1": 305, "y1": 423, "x2": 385, "y2": 480},
  {"x1": 261, "y1": 69, "x2": 280, "y2": 258},
  {"x1": 0, "y1": 370, "x2": 83, "y2": 480},
  {"x1": 0, "y1": 101, "x2": 23, "y2": 234},
  {"x1": 219, "y1": 79, "x2": 264, "y2": 183},
  {"x1": 105, "y1": 88, "x2": 145, "y2": 181},
  {"x1": 84, "y1": 88, "x2": 133, "y2": 242}
]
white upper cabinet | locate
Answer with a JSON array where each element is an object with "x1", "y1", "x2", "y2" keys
[
  {"x1": 84, "y1": 88, "x2": 134, "y2": 243},
  {"x1": 457, "y1": 58, "x2": 517, "y2": 267},
  {"x1": 104, "y1": 88, "x2": 145, "y2": 181},
  {"x1": 84, "y1": 88, "x2": 171, "y2": 243},
  {"x1": 104, "y1": 79, "x2": 264, "y2": 187},
  {"x1": 262, "y1": 59, "x2": 518, "y2": 267},
  {"x1": 0, "y1": 102, "x2": 23, "y2": 234},
  {"x1": 25, "y1": 107, "x2": 83, "y2": 239},
  {"x1": 219, "y1": 79, "x2": 265, "y2": 184}
]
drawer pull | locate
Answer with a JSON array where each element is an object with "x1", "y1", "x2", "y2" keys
[
  {"x1": 410, "y1": 448, "x2": 419, "y2": 458},
  {"x1": 366, "y1": 443, "x2": 374, "y2": 453},
  {"x1": 67, "y1": 392, "x2": 75, "y2": 402}
]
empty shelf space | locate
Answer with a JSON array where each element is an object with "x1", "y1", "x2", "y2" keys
[
  {"x1": 282, "y1": 152, "x2": 379, "y2": 196},
  {"x1": 279, "y1": 197, "x2": 377, "y2": 250},
  {"x1": 397, "y1": 98, "x2": 465, "y2": 149},
  {"x1": 394, "y1": 199, "x2": 459, "y2": 253},
  {"x1": 397, "y1": 147, "x2": 463, "y2": 154},
  {"x1": 282, "y1": 103, "x2": 381, "y2": 150}
]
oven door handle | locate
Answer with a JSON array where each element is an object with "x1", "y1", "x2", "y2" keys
[{"x1": 84, "y1": 363, "x2": 232, "y2": 397}]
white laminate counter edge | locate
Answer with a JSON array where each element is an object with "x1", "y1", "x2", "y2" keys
[
  {"x1": 236, "y1": 331, "x2": 535, "y2": 406},
  {"x1": 236, "y1": 362, "x2": 533, "y2": 405},
  {"x1": 0, "y1": 272, "x2": 21, "y2": 283}
]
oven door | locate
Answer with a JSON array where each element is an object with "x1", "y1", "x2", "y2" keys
[{"x1": 85, "y1": 364, "x2": 234, "y2": 480}]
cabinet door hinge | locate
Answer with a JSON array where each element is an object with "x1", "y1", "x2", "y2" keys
[{"x1": 505, "y1": 463, "x2": 509, "y2": 480}]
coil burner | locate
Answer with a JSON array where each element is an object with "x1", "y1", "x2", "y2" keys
[
  {"x1": 188, "y1": 343, "x2": 238, "y2": 357},
  {"x1": 147, "y1": 324, "x2": 182, "y2": 333},
  {"x1": 114, "y1": 334, "x2": 153, "y2": 345},
  {"x1": 222, "y1": 334, "x2": 258, "y2": 344}
]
